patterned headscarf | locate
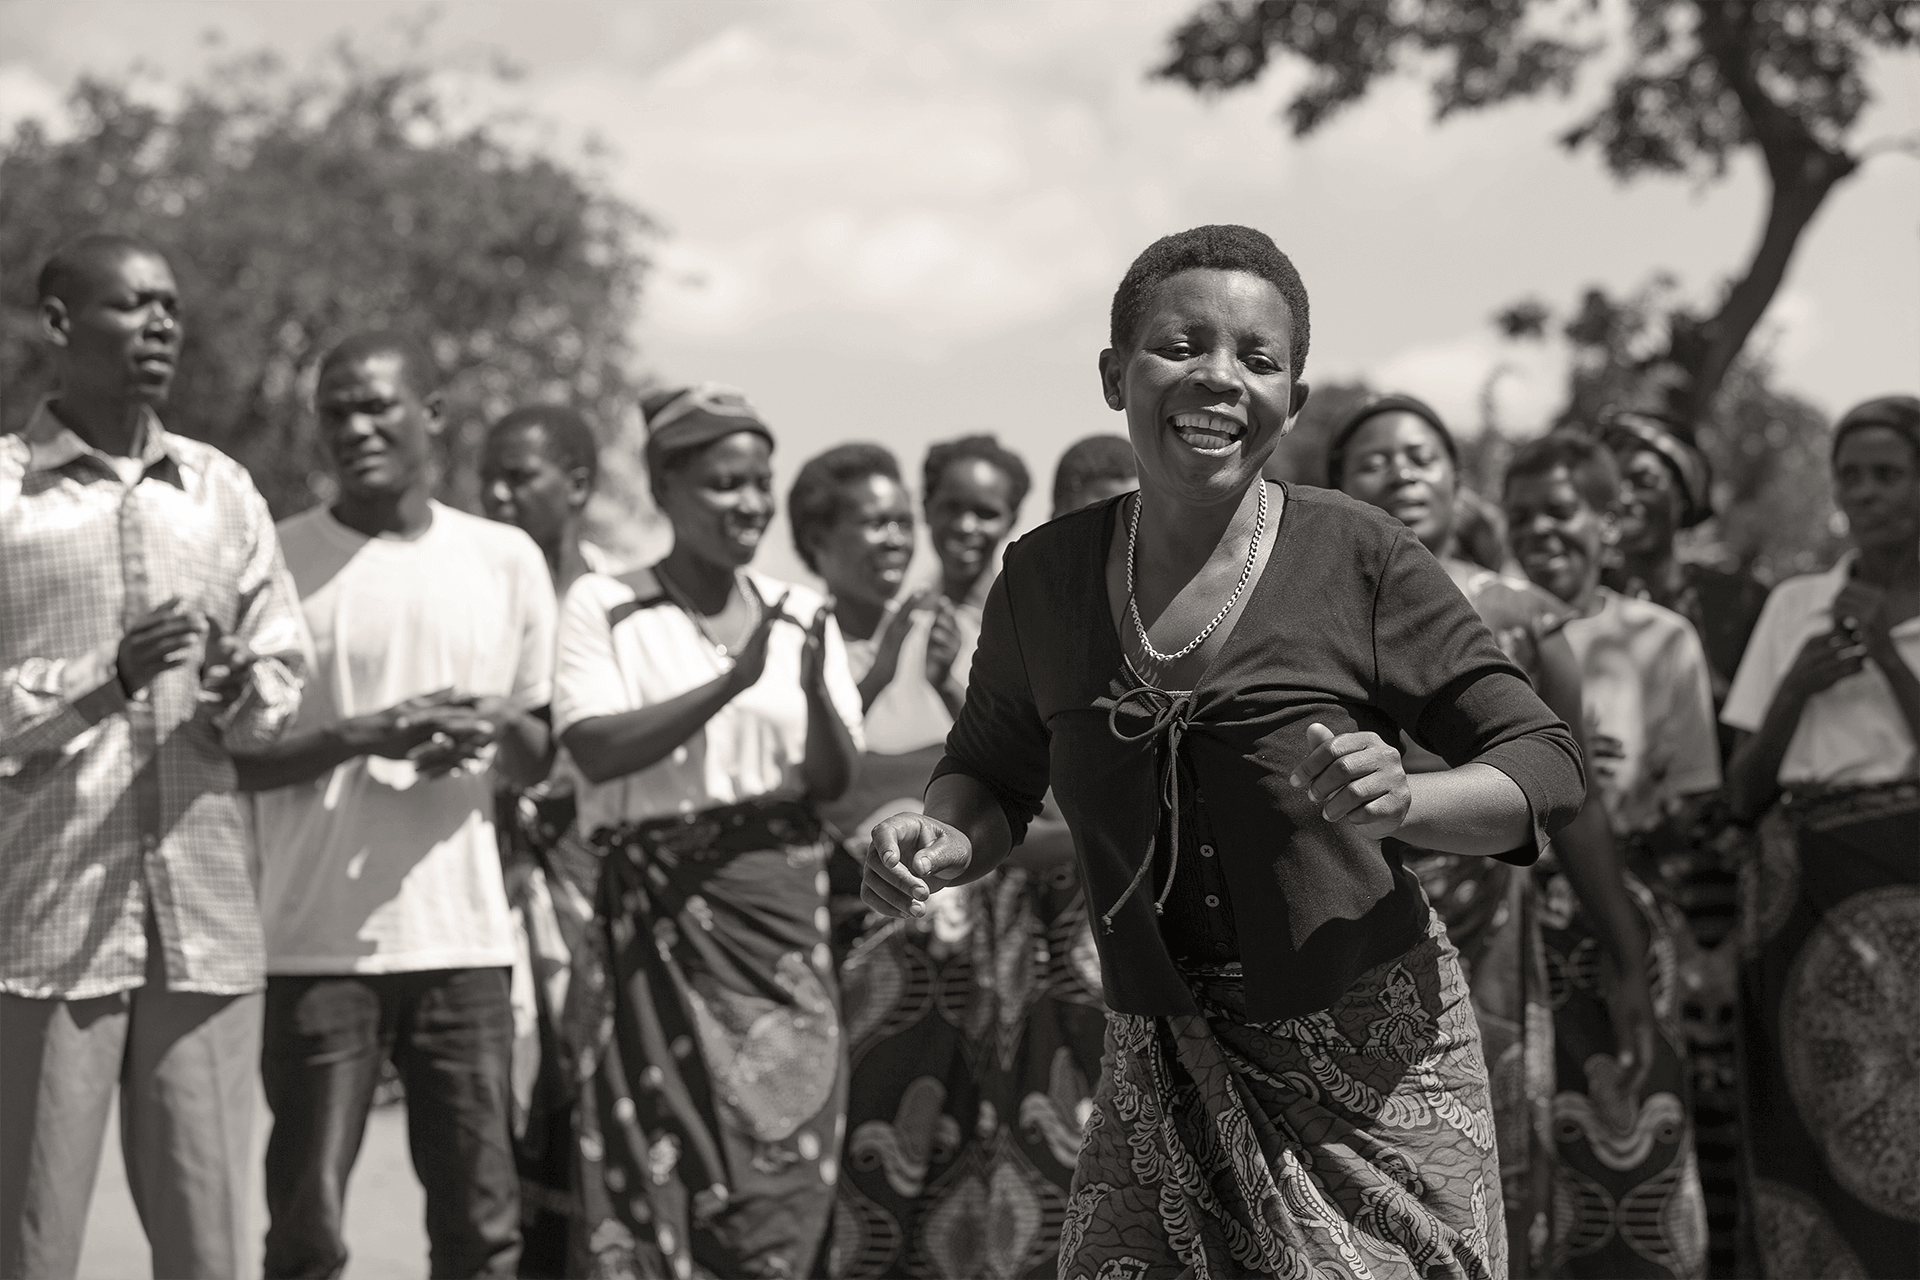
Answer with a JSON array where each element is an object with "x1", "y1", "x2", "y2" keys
[
  {"x1": 1598, "y1": 410, "x2": 1714, "y2": 529},
  {"x1": 643, "y1": 383, "x2": 774, "y2": 474},
  {"x1": 1831, "y1": 394, "x2": 1920, "y2": 464}
]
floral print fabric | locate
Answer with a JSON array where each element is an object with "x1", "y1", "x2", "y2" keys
[
  {"x1": 578, "y1": 832, "x2": 847, "y2": 1280},
  {"x1": 830, "y1": 847, "x2": 1108, "y2": 1279},
  {"x1": 1061, "y1": 913, "x2": 1504, "y2": 1280}
]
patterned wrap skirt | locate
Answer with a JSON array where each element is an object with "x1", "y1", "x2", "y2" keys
[
  {"x1": 1533, "y1": 858, "x2": 1708, "y2": 1279},
  {"x1": 1060, "y1": 910, "x2": 1506, "y2": 1280},
  {"x1": 1735, "y1": 779, "x2": 1919, "y2": 1279},
  {"x1": 1407, "y1": 853, "x2": 1555, "y2": 1276},
  {"x1": 577, "y1": 800, "x2": 848, "y2": 1280},
  {"x1": 830, "y1": 844, "x2": 1108, "y2": 1279}
]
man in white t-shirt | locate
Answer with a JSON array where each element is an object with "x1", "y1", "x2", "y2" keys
[{"x1": 237, "y1": 332, "x2": 556, "y2": 1280}]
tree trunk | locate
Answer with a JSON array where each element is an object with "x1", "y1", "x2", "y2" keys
[{"x1": 1672, "y1": 143, "x2": 1856, "y2": 428}]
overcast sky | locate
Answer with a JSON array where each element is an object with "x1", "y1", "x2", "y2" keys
[{"x1": 4, "y1": 0, "x2": 1916, "y2": 581}]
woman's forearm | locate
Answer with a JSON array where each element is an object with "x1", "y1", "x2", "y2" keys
[
  {"x1": 561, "y1": 670, "x2": 744, "y2": 785},
  {"x1": 1394, "y1": 762, "x2": 1533, "y2": 856},
  {"x1": 923, "y1": 770, "x2": 1013, "y2": 887},
  {"x1": 1552, "y1": 790, "x2": 1651, "y2": 984},
  {"x1": 1727, "y1": 687, "x2": 1809, "y2": 822},
  {"x1": 800, "y1": 685, "x2": 859, "y2": 801}
]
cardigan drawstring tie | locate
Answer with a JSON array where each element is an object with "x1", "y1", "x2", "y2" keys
[{"x1": 1098, "y1": 681, "x2": 1195, "y2": 934}]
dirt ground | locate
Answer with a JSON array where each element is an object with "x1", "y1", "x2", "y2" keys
[{"x1": 78, "y1": 1089, "x2": 429, "y2": 1280}]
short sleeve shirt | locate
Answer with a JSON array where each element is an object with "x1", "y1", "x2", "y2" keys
[
  {"x1": 253, "y1": 503, "x2": 557, "y2": 974},
  {"x1": 551, "y1": 567, "x2": 865, "y2": 834},
  {"x1": 1721, "y1": 555, "x2": 1920, "y2": 784},
  {"x1": 1561, "y1": 589, "x2": 1722, "y2": 834}
]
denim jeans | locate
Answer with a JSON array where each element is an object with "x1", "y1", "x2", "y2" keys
[{"x1": 261, "y1": 968, "x2": 520, "y2": 1280}]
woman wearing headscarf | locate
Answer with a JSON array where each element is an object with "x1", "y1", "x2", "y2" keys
[
  {"x1": 1332, "y1": 394, "x2": 1658, "y2": 1277},
  {"x1": 1720, "y1": 395, "x2": 1920, "y2": 1279},
  {"x1": 1595, "y1": 410, "x2": 1767, "y2": 1278},
  {"x1": 551, "y1": 385, "x2": 865, "y2": 1280},
  {"x1": 861, "y1": 225, "x2": 1585, "y2": 1280}
]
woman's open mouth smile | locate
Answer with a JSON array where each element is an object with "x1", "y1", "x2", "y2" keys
[{"x1": 1169, "y1": 412, "x2": 1246, "y2": 456}]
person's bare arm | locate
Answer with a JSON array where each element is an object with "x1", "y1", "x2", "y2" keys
[
  {"x1": 858, "y1": 771, "x2": 1013, "y2": 918},
  {"x1": 1533, "y1": 630, "x2": 1657, "y2": 1102},
  {"x1": 798, "y1": 606, "x2": 859, "y2": 802},
  {"x1": 234, "y1": 688, "x2": 462, "y2": 791},
  {"x1": 1727, "y1": 627, "x2": 1865, "y2": 821}
]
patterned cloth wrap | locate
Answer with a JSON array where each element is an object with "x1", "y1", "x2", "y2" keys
[
  {"x1": 829, "y1": 841, "x2": 1108, "y2": 1280},
  {"x1": 1061, "y1": 910, "x2": 1506, "y2": 1280},
  {"x1": 1532, "y1": 855, "x2": 1708, "y2": 1279},
  {"x1": 1736, "y1": 779, "x2": 1920, "y2": 1280},
  {"x1": 576, "y1": 798, "x2": 848, "y2": 1280}
]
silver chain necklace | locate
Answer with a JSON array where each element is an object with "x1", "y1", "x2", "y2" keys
[
  {"x1": 1127, "y1": 481, "x2": 1268, "y2": 666},
  {"x1": 657, "y1": 566, "x2": 759, "y2": 658}
]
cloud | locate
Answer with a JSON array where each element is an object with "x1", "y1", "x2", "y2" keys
[
  {"x1": 1363, "y1": 328, "x2": 1570, "y2": 438},
  {"x1": 0, "y1": 63, "x2": 70, "y2": 138}
]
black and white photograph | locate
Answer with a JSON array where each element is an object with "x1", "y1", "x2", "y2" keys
[{"x1": 2, "y1": 2, "x2": 1916, "y2": 1278}]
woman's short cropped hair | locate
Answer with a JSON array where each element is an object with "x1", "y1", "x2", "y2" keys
[
  {"x1": 787, "y1": 442, "x2": 902, "y2": 574},
  {"x1": 1502, "y1": 429, "x2": 1622, "y2": 513},
  {"x1": 1108, "y1": 225, "x2": 1310, "y2": 378},
  {"x1": 923, "y1": 434, "x2": 1031, "y2": 515}
]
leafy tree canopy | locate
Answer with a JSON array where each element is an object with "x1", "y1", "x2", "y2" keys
[
  {"x1": 2, "y1": 46, "x2": 661, "y2": 551},
  {"x1": 1157, "y1": 0, "x2": 1918, "y2": 432}
]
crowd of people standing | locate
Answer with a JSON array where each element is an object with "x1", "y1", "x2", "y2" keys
[{"x1": 1, "y1": 225, "x2": 1914, "y2": 1280}]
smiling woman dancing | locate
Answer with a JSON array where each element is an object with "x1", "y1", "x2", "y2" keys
[{"x1": 861, "y1": 225, "x2": 1586, "y2": 1280}]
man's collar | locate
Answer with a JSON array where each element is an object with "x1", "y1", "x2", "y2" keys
[{"x1": 25, "y1": 398, "x2": 182, "y2": 480}]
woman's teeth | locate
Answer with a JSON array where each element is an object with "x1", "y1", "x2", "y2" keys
[{"x1": 1170, "y1": 413, "x2": 1246, "y2": 452}]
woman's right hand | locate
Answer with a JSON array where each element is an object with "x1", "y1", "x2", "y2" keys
[
  {"x1": 1781, "y1": 625, "x2": 1867, "y2": 701},
  {"x1": 726, "y1": 591, "x2": 790, "y2": 693},
  {"x1": 861, "y1": 811, "x2": 972, "y2": 919}
]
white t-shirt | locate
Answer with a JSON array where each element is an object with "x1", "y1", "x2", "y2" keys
[
  {"x1": 844, "y1": 605, "x2": 953, "y2": 756},
  {"x1": 254, "y1": 503, "x2": 557, "y2": 974},
  {"x1": 552, "y1": 567, "x2": 865, "y2": 834},
  {"x1": 1721, "y1": 553, "x2": 1920, "y2": 785},
  {"x1": 1562, "y1": 588, "x2": 1722, "y2": 835}
]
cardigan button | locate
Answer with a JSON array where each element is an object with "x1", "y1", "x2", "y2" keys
[
  {"x1": 1204, "y1": 894, "x2": 1220, "y2": 908},
  {"x1": 1199, "y1": 843, "x2": 1215, "y2": 858}
]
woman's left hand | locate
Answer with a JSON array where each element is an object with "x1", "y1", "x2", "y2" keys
[
  {"x1": 1289, "y1": 722, "x2": 1412, "y2": 839},
  {"x1": 799, "y1": 598, "x2": 832, "y2": 698}
]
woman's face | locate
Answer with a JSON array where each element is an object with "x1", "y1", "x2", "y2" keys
[
  {"x1": 658, "y1": 432, "x2": 775, "y2": 569},
  {"x1": 1505, "y1": 465, "x2": 1614, "y2": 605},
  {"x1": 811, "y1": 473, "x2": 914, "y2": 610},
  {"x1": 1834, "y1": 426, "x2": 1920, "y2": 554},
  {"x1": 1615, "y1": 447, "x2": 1682, "y2": 558},
  {"x1": 1338, "y1": 412, "x2": 1458, "y2": 552},
  {"x1": 1099, "y1": 268, "x2": 1303, "y2": 510},
  {"x1": 926, "y1": 458, "x2": 1018, "y2": 593}
]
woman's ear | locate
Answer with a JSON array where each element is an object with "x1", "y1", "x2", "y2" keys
[{"x1": 1097, "y1": 348, "x2": 1124, "y2": 411}]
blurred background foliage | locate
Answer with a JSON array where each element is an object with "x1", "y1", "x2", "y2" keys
[{"x1": 0, "y1": 44, "x2": 667, "y2": 561}]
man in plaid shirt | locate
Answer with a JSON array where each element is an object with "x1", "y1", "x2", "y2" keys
[{"x1": 0, "y1": 234, "x2": 313, "y2": 1278}]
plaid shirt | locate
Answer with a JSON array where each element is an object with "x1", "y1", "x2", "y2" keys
[{"x1": 1, "y1": 400, "x2": 311, "y2": 999}]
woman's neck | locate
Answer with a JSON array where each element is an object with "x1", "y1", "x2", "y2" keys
[
  {"x1": 834, "y1": 593, "x2": 887, "y2": 641},
  {"x1": 1564, "y1": 574, "x2": 1607, "y2": 618},
  {"x1": 1620, "y1": 545, "x2": 1684, "y2": 599},
  {"x1": 1134, "y1": 479, "x2": 1263, "y2": 578},
  {"x1": 658, "y1": 544, "x2": 737, "y2": 614},
  {"x1": 1855, "y1": 539, "x2": 1920, "y2": 590}
]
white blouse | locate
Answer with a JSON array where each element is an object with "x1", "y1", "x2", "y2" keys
[
  {"x1": 1722, "y1": 553, "x2": 1920, "y2": 785},
  {"x1": 551, "y1": 567, "x2": 865, "y2": 834}
]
